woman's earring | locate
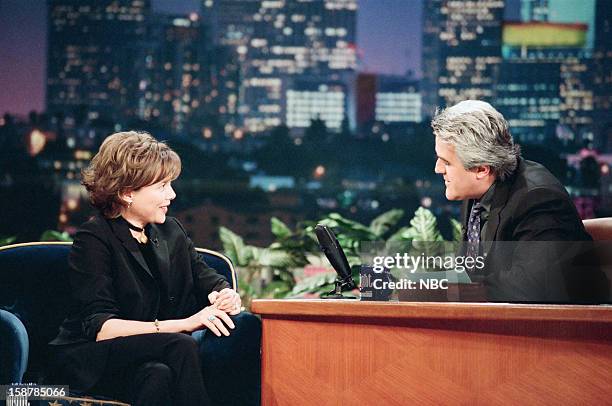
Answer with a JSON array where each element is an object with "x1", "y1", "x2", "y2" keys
[{"x1": 128, "y1": 201, "x2": 133, "y2": 209}]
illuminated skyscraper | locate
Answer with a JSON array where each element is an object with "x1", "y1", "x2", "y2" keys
[
  {"x1": 496, "y1": 22, "x2": 589, "y2": 143},
  {"x1": 520, "y1": 0, "x2": 596, "y2": 49},
  {"x1": 496, "y1": 0, "x2": 599, "y2": 145},
  {"x1": 202, "y1": 0, "x2": 357, "y2": 134},
  {"x1": 203, "y1": 45, "x2": 242, "y2": 139},
  {"x1": 421, "y1": 0, "x2": 504, "y2": 115},
  {"x1": 355, "y1": 73, "x2": 421, "y2": 138},
  {"x1": 421, "y1": 0, "x2": 442, "y2": 118},
  {"x1": 200, "y1": 0, "x2": 260, "y2": 137},
  {"x1": 138, "y1": 13, "x2": 208, "y2": 135},
  {"x1": 46, "y1": 0, "x2": 150, "y2": 124},
  {"x1": 375, "y1": 76, "x2": 421, "y2": 124},
  {"x1": 286, "y1": 81, "x2": 346, "y2": 131},
  {"x1": 201, "y1": 0, "x2": 260, "y2": 48},
  {"x1": 520, "y1": 0, "x2": 549, "y2": 22},
  {"x1": 592, "y1": 0, "x2": 611, "y2": 152}
]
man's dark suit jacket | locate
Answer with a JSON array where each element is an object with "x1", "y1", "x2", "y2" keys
[
  {"x1": 48, "y1": 214, "x2": 230, "y2": 390},
  {"x1": 461, "y1": 158, "x2": 609, "y2": 303}
]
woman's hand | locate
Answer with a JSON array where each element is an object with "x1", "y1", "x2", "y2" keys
[
  {"x1": 187, "y1": 306, "x2": 235, "y2": 337},
  {"x1": 208, "y1": 288, "x2": 242, "y2": 315}
]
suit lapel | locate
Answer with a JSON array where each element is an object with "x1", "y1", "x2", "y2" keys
[
  {"x1": 482, "y1": 209, "x2": 500, "y2": 259},
  {"x1": 460, "y1": 199, "x2": 471, "y2": 240},
  {"x1": 482, "y1": 174, "x2": 514, "y2": 258},
  {"x1": 110, "y1": 217, "x2": 153, "y2": 279},
  {"x1": 458, "y1": 200, "x2": 472, "y2": 256},
  {"x1": 148, "y1": 225, "x2": 171, "y2": 289}
]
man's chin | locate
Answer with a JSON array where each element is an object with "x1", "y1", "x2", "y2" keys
[{"x1": 445, "y1": 189, "x2": 461, "y2": 201}]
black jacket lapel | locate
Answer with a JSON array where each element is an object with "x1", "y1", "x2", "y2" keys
[
  {"x1": 482, "y1": 163, "x2": 519, "y2": 257},
  {"x1": 148, "y1": 225, "x2": 171, "y2": 289},
  {"x1": 109, "y1": 217, "x2": 153, "y2": 279},
  {"x1": 460, "y1": 199, "x2": 470, "y2": 240}
]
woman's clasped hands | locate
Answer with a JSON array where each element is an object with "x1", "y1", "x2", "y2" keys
[
  {"x1": 187, "y1": 288, "x2": 241, "y2": 337},
  {"x1": 188, "y1": 306, "x2": 235, "y2": 337},
  {"x1": 208, "y1": 287, "x2": 242, "y2": 315}
]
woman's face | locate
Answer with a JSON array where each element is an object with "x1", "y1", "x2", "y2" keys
[{"x1": 126, "y1": 178, "x2": 176, "y2": 226}]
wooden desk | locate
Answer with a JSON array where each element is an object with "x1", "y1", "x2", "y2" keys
[{"x1": 251, "y1": 300, "x2": 612, "y2": 406}]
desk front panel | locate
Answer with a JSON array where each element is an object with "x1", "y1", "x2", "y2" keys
[{"x1": 253, "y1": 300, "x2": 612, "y2": 406}]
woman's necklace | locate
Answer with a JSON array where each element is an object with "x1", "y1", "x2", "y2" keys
[{"x1": 126, "y1": 220, "x2": 148, "y2": 244}]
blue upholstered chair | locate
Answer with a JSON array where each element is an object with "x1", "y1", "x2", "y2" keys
[
  {"x1": 0, "y1": 308, "x2": 29, "y2": 384},
  {"x1": 0, "y1": 241, "x2": 237, "y2": 405}
]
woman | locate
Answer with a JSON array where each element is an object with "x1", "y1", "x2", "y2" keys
[{"x1": 50, "y1": 131, "x2": 261, "y2": 405}]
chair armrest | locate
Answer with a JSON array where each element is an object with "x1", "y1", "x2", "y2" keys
[{"x1": 0, "y1": 309, "x2": 29, "y2": 384}]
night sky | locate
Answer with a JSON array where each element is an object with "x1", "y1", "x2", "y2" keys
[{"x1": 0, "y1": 0, "x2": 519, "y2": 116}]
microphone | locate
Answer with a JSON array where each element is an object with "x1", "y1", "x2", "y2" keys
[{"x1": 314, "y1": 224, "x2": 357, "y2": 299}]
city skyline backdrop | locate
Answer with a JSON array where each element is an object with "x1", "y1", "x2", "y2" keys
[
  {"x1": 0, "y1": 0, "x2": 608, "y2": 246},
  {"x1": 0, "y1": 0, "x2": 522, "y2": 116}
]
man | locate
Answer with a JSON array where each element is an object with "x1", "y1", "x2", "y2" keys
[{"x1": 432, "y1": 100, "x2": 608, "y2": 303}]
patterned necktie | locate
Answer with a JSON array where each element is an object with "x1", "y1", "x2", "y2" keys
[{"x1": 466, "y1": 202, "x2": 483, "y2": 267}]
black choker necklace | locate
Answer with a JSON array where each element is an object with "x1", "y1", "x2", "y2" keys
[{"x1": 125, "y1": 219, "x2": 144, "y2": 232}]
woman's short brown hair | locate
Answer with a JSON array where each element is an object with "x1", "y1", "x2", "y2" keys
[{"x1": 82, "y1": 131, "x2": 181, "y2": 218}]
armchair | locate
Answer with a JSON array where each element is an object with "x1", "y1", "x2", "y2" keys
[{"x1": 0, "y1": 241, "x2": 236, "y2": 405}]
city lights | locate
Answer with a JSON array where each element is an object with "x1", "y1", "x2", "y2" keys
[
  {"x1": 1, "y1": 0, "x2": 609, "y2": 241},
  {"x1": 314, "y1": 165, "x2": 326, "y2": 179},
  {"x1": 27, "y1": 129, "x2": 47, "y2": 156}
]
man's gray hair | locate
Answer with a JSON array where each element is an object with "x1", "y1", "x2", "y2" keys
[{"x1": 431, "y1": 100, "x2": 520, "y2": 181}]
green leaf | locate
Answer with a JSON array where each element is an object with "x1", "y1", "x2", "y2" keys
[
  {"x1": 387, "y1": 226, "x2": 415, "y2": 243},
  {"x1": 346, "y1": 254, "x2": 362, "y2": 268},
  {"x1": 369, "y1": 209, "x2": 404, "y2": 237},
  {"x1": 255, "y1": 248, "x2": 300, "y2": 268},
  {"x1": 219, "y1": 226, "x2": 252, "y2": 266},
  {"x1": 290, "y1": 271, "x2": 337, "y2": 295},
  {"x1": 327, "y1": 213, "x2": 373, "y2": 236},
  {"x1": 40, "y1": 230, "x2": 73, "y2": 242},
  {"x1": 409, "y1": 207, "x2": 443, "y2": 242},
  {"x1": 0, "y1": 236, "x2": 16, "y2": 246},
  {"x1": 315, "y1": 218, "x2": 340, "y2": 228},
  {"x1": 401, "y1": 227, "x2": 419, "y2": 240},
  {"x1": 274, "y1": 268, "x2": 297, "y2": 284},
  {"x1": 261, "y1": 280, "x2": 293, "y2": 298},
  {"x1": 408, "y1": 207, "x2": 444, "y2": 260},
  {"x1": 450, "y1": 218, "x2": 463, "y2": 242},
  {"x1": 271, "y1": 217, "x2": 292, "y2": 239}
]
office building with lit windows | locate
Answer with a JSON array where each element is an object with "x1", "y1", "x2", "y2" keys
[
  {"x1": 286, "y1": 81, "x2": 346, "y2": 131},
  {"x1": 496, "y1": 22, "x2": 587, "y2": 144},
  {"x1": 201, "y1": 0, "x2": 357, "y2": 134},
  {"x1": 375, "y1": 76, "x2": 421, "y2": 124},
  {"x1": 201, "y1": 44, "x2": 243, "y2": 140},
  {"x1": 520, "y1": 0, "x2": 596, "y2": 49},
  {"x1": 421, "y1": 0, "x2": 442, "y2": 119},
  {"x1": 421, "y1": 0, "x2": 504, "y2": 115},
  {"x1": 496, "y1": 0, "x2": 600, "y2": 145},
  {"x1": 138, "y1": 13, "x2": 207, "y2": 135},
  {"x1": 592, "y1": 0, "x2": 611, "y2": 152},
  {"x1": 46, "y1": 0, "x2": 150, "y2": 124}
]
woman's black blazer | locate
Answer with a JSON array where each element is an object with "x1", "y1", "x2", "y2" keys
[{"x1": 50, "y1": 214, "x2": 230, "y2": 346}]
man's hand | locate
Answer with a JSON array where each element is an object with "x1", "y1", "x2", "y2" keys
[{"x1": 208, "y1": 288, "x2": 242, "y2": 315}]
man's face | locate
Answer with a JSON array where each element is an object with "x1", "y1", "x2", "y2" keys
[{"x1": 434, "y1": 139, "x2": 480, "y2": 201}]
